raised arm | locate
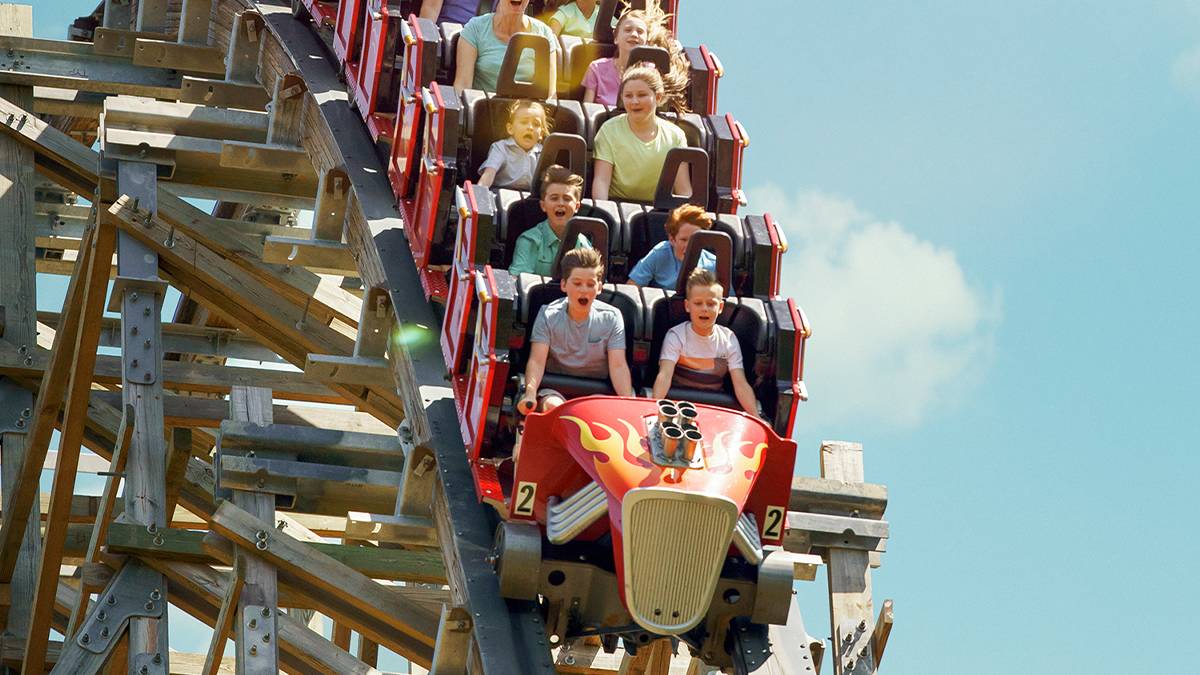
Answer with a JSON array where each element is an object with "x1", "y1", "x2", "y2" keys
[
  {"x1": 729, "y1": 368, "x2": 758, "y2": 416},
  {"x1": 454, "y1": 37, "x2": 478, "y2": 92},
  {"x1": 651, "y1": 359, "x2": 676, "y2": 400},
  {"x1": 672, "y1": 162, "x2": 692, "y2": 198},
  {"x1": 608, "y1": 349, "x2": 634, "y2": 398},
  {"x1": 519, "y1": 342, "x2": 550, "y2": 414},
  {"x1": 419, "y1": 0, "x2": 443, "y2": 21}
]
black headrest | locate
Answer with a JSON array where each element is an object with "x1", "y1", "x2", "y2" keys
[
  {"x1": 628, "y1": 45, "x2": 671, "y2": 74},
  {"x1": 496, "y1": 33, "x2": 555, "y2": 99},
  {"x1": 653, "y1": 146, "x2": 709, "y2": 210},
  {"x1": 593, "y1": 0, "x2": 622, "y2": 43},
  {"x1": 551, "y1": 217, "x2": 610, "y2": 280},
  {"x1": 674, "y1": 229, "x2": 732, "y2": 295},
  {"x1": 532, "y1": 133, "x2": 587, "y2": 198}
]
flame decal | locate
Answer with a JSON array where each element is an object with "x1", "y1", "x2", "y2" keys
[{"x1": 563, "y1": 415, "x2": 656, "y2": 488}]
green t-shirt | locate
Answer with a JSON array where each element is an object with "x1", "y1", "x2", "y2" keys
[
  {"x1": 593, "y1": 115, "x2": 688, "y2": 203},
  {"x1": 552, "y1": 2, "x2": 598, "y2": 39},
  {"x1": 460, "y1": 13, "x2": 559, "y2": 94},
  {"x1": 510, "y1": 219, "x2": 591, "y2": 277}
]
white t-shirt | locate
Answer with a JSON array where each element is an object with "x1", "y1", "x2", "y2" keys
[{"x1": 660, "y1": 323, "x2": 744, "y2": 390}]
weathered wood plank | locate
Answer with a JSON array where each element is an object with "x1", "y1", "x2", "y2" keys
[
  {"x1": 0, "y1": 4, "x2": 40, "y2": 642},
  {"x1": 820, "y1": 441, "x2": 877, "y2": 675},
  {"x1": 228, "y1": 385, "x2": 280, "y2": 674},
  {"x1": 20, "y1": 219, "x2": 115, "y2": 672},
  {"x1": 209, "y1": 500, "x2": 437, "y2": 665}
]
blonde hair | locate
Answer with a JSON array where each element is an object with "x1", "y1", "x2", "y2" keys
[
  {"x1": 665, "y1": 203, "x2": 712, "y2": 238},
  {"x1": 508, "y1": 99, "x2": 551, "y2": 135},
  {"x1": 618, "y1": 3, "x2": 690, "y2": 113},
  {"x1": 686, "y1": 267, "x2": 723, "y2": 298}
]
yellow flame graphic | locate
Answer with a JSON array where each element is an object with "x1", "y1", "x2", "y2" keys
[{"x1": 562, "y1": 416, "x2": 654, "y2": 487}]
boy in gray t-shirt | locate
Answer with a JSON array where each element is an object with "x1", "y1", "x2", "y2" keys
[{"x1": 518, "y1": 248, "x2": 635, "y2": 414}]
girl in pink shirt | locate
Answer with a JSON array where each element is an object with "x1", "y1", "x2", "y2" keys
[{"x1": 582, "y1": 10, "x2": 649, "y2": 106}]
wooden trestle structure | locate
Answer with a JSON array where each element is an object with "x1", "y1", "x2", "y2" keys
[{"x1": 0, "y1": 1, "x2": 893, "y2": 673}]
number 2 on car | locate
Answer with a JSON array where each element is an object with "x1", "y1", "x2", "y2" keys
[
  {"x1": 762, "y1": 505, "x2": 785, "y2": 540},
  {"x1": 513, "y1": 481, "x2": 537, "y2": 517}
]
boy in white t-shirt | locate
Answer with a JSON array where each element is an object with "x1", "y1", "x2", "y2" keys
[{"x1": 652, "y1": 268, "x2": 759, "y2": 415}]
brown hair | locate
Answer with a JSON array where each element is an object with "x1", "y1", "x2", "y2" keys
[
  {"x1": 560, "y1": 247, "x2": 605, "y2": 280},
  {"x1": 619, "y1": 65, "x2": 666, "y2": 102},
  {"x1": 664, "y1": 203, "x2": 712, "y2": 238},
  {"x1": 508, "y1": 99, "x2": 551, "y2": 135},
  {"x1": 540, "y1": 164, "x2": 584, "y2": 200},
  {"x1": 623, "y1": 3, "x2": 690, "y2": 114},
  {"x1": 685, "y1": 267, "x2": 723, "y2": 298}
]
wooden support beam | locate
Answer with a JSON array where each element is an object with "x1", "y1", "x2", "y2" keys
[
  {"x1": 20, "y1": 219, "x2": 115, "y2": 672},
  {"x1": 310, "y1": 167, "x2": 349, "y2": 242},
  {"x1": 0, "y1": 223, "x2": 93, "y2": 584},
  {"x1": 209, "y1": 500, "x2": 437, "y2": 666},
  {"x1": 0, "y1": 3, "x2": 40, "y2": 641},
  {"x1": 181, "y1": 526, "x2": 447, "y2": 582},
  {"x1": 116, "y1": 160, "x2": 172, "y2": 672},
  {"x1": 228, "y1": 385, "x2": 280, "y2": 674},
  {"x1": 64, "y1": 403, "x2": 135, "y2": 639},
  {"x1": 178, "y1": 0, "x2": 216, "y2": 46},
  {"x1": 262, "y1": 237, "x2": 359, "y2": 276},
  {"x1": 267, "y1": 72, "x2": 307, "y2": 146},
  {"x1": 178, "y1": 76, "x2": 269, "y2": 111},
  {"x1": 0, "y1": 35, "x2": 182, "y2": 98},
  {"x1": 38, "y1": 311, "x2": 286, "y2": 363},
  {"x1": 104, "y1": 197, "x2": 402, "y2": 423},
  {"x1": 0, "y1": 341, "x2": 341, "y2": 403},
  {"x1": 101, "y1": 0, "x2": 132, "y2": 30},
  {"x1": 133, "y1": 39, "x2": 227, "y2": 75},
  {"x1": 202, "y1": 566, "x2": 243, "y2": 675},
  {"x1": 821, "y1": 441, "x2": 878, "y2": 675},
  {"x1": 225, "y1": 11, "x2": 264, "y2": 84},
  {"x1": 93, "y1": 27, "x2": 173, "y2": 58},
  {"x1": 136, "y1": 0, "x2": 170, "y2": 33}
]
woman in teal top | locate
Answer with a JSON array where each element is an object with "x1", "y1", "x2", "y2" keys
[{"x1": 454, "y1": 1, "x2": 559, "y2": 94}]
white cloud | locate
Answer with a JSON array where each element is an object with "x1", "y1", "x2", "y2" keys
[
  {"x1": 750, "y1": 185, "x2": 999, "y2": 429},
  {"x1": 1171, "y1": 45, "x2": 1200, "y2": 99}
]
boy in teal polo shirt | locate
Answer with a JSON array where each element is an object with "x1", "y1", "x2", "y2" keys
[{"x1": 510, "y1": 165, "x2": 589, "y2": 277}]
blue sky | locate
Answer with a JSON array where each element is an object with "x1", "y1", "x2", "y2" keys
[{"x1": 28, "y1": 1, "x2": 1200, "y2": 673}]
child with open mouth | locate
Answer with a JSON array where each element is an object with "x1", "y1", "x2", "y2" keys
[
  {"x1": 479, "y1": 99, "x2": 550, "y2": 191},
  {"x1": 653, "y1": 268, "x2": 759, "y2": 416},
  {"x1": 510, "y1": 165, "x2": 592, "y2": 277}
]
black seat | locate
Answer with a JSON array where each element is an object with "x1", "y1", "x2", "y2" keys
[
  {"x1": 514, "y1": 268, "x2": 644, "y2": 378},
  {"x1": 645, "y1": 292, "x2": 769, "y2": 413}
]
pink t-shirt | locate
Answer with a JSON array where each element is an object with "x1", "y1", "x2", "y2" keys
[{"x1": 583, "y1": 57, "x2": 621, "y2": 106}]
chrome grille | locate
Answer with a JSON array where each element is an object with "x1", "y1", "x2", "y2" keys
[{"x1": 621, "y1": 488, "x2": 738, "y2": 634}]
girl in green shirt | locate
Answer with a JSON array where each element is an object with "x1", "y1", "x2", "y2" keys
[
  {"x1": 548, "y1": 0, "x2": 598, "y2": 39},
  {"x1": 591, "y1": 66, "x2": 692, "y2": 203}
]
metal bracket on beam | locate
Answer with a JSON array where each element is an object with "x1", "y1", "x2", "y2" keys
[
  {"x1": 0, "y1": 377, "x2": 33, "y2": 434},
  {"x1": 239, "y1": 604, "x2": 278, "y2": 674},
  {"x1": 120, "y1": 288, "x2": 162, "y2": 385},
  {"x1": 130, "y1": 651, "x2": 168, "y2": 675},
  {"x1": 75, "y1": 562, "x2": 166, "y2": 653}
]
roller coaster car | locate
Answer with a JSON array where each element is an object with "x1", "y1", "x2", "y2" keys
[
  {"x1": 441, "y1": 210, "x2": 809, "y2": 469},
  {"x1": 290, "y1": 0, "x2": 341, "y2": 28},
  {"x1": 494, "y1": 394, "x2": 797, "y2": 673},
  {"x1": 347, "y1": 0, "x2": 412, "y2": 142},
  {"x1": 388, "y1": 0, "x2": 715, "y2": 109}
]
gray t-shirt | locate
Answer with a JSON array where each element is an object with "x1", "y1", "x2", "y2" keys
[
  {"x1": 480, "y1": 137, "x2": 541, "y2": 190},
  {"x1": 531, "y1": 297, "x2": 626, "y2": 379}
]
